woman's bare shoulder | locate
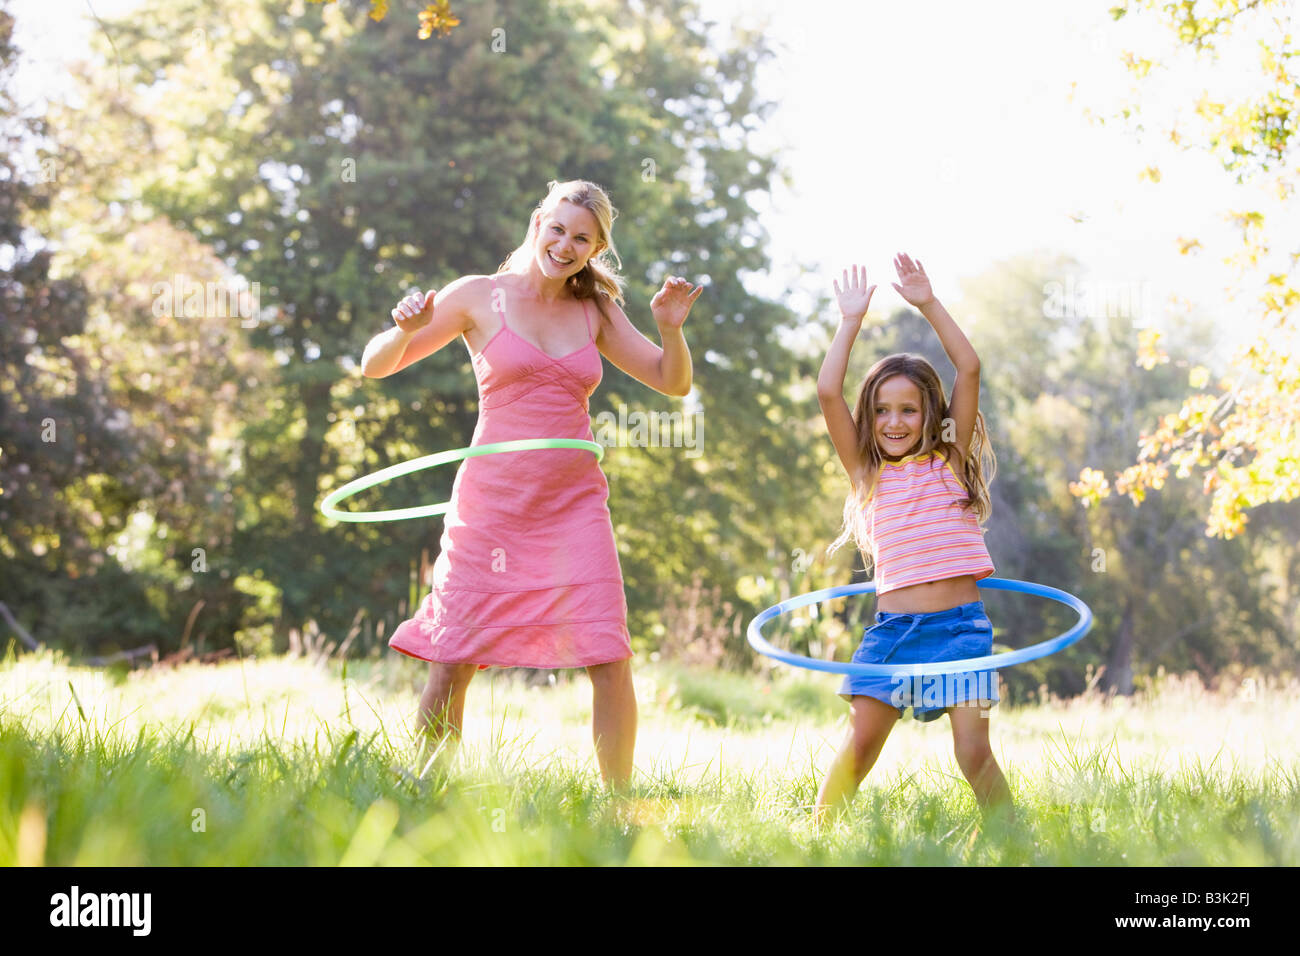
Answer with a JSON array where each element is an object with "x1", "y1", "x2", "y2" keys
[
  {"x1": 437, "y1": 274, "x2": 497, "y2": 336},
  {"x1": 587, "y1": 290, "x2": 626, "y2": 341},
  {"x1": 444, "y1": 273, "x2": 496, "y2": 303}
]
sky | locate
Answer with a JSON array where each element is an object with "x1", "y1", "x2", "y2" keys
[
  {"x1": 694, "y1": 0, "x2": 1292, "y2": 367},
  {"x1": 8, "y1": 0, "x2": 1293, "y2": 370}
]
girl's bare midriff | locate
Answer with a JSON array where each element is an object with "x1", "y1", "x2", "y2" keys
[{"x1": 876, "y1": 574, "x2": 981, "y2": 614}]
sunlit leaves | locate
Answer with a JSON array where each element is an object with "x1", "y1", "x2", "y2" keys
[
  {"x1": 1136, "y1": 328, "x2": 1169, "y2": 370},
  {"x1": 1068, "y1": 467, "x2": 1111, "y2": 508},
  {"x1": 303, "y1": 0, "x2": 461, "y2": 38},
  {"x1": 418, "y1": 2, "x2": 461, "y2": 39},
  {"x1": 1092, "y1": 0, "x2": 1300, "y2": 538}
]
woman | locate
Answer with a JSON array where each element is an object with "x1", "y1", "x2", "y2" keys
[{"x1": 360, "y1": 179, "x2": 703, "y2": 789}]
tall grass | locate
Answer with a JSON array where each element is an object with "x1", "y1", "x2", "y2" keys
[{"x1": 1, "y1": 647, "x2": 1296, "y2": 865}]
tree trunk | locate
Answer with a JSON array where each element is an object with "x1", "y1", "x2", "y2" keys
[{"x1": 1103, "y1": 596, "x2": 1135, "y2": 695}]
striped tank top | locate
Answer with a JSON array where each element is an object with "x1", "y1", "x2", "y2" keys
[{"x1": 862, "y1": 450, "x2": 994, "y2": 594}]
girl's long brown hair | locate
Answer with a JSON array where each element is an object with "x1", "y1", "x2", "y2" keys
[{"x1": 826, "y1": 353, "x2": 996, "y2": 572}]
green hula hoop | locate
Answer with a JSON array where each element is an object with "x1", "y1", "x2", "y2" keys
[{"x1": 319, "y1": 438, "x2": 605, "y2": 522}]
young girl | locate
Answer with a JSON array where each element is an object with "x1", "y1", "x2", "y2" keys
[{"x1": 814, "y1": 254, "x2": 1013, "y2": 824}]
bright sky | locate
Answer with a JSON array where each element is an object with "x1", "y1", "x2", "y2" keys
[
  {"x1": 10, "y1": 0, "x2": 1291, "y2": 370},
  {"x1": 696, "y1": 0, "x2": 1294, "y2": 369}
]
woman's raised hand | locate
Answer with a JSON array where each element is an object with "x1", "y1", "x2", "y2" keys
[
  {"x1": 891, "y1": 253, "x2": 935, "y2": 308},
  {"x1": 650, "y1": 275, "x2": 705, "y2": 329},
  {"x1": 833, "y1": 264, "x2": 876, "y2": 322},
  {"x1": 392, "y1": 289, "x2": 436, "y2": 334}
]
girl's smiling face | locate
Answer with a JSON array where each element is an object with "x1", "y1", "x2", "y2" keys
[
  {"x1": 534, "y1": 201, "x2": 603, "y2": 278},
  {"x1": 874, "y1": 374, "x2": 925, "y2": 460}
]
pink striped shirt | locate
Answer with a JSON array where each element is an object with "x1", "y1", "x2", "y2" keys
[{"x1": 862, "y1": 450, "x2": 994, "y2": 594}]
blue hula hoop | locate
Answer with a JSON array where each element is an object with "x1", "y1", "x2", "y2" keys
[{"x1": 747, "y1": 578, "x2": 1093, "y2": 677}]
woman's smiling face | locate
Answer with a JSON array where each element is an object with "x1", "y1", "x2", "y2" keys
[
  {"x1": 534, "y1": 200, "x2": 603, "y2": 278},
  {"x1": 874, "y1": 374, "x2": 924, "y2": 459}
]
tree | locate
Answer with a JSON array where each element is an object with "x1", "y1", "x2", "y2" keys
[
  {"x1": 4, "y1": 0, "x2": 276, "y2": 656},
  {"x1": 1073, "y1": 0, "x2": 1300, "y2": 540},
  {"x1": 44, "y1": 0, "x2": 822, "y2": 656},
  {"x1": 950, "y1": 254, "x2": 1288, "y2": 695}
]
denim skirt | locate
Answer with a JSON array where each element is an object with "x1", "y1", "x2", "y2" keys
[{"x1": 838, "y1": 600, "x2": 1000, "y2": 721}]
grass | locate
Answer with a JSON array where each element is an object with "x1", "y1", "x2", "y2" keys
[{"x1": 1, "y1": 647, "x2": 1297, "y2": 865}]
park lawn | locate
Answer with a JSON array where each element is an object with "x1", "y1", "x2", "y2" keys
[{"x1": 0, "y1": 649, "x2": 1296, "y2": 865}]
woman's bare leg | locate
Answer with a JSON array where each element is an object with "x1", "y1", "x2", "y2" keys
[
  {"x1": 586, "y1": 658, "x2": 637, "y2": 790},
  {"x1": 415, "y1": 661, "x2": 478, "y2": 769}
]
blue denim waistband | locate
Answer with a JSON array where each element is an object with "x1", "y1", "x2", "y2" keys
[{"x1": 874, "y1": 599, "x2": 985, "y2": 626}]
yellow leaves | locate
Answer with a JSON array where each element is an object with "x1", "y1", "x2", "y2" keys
[
  {"x1": 1091, "y1": 0, "x2": 1299, "y2": 540},
  {"x1": 1207, "y1": 498, "x2": 1249, "y2": 538},
  {"x1": 1193, "y1": 92, "x2": 1224, "y2": 121},
  {"x1": 1114, "y1": 460, "x2": 1167, "y2": 506},
  {"x1": 419, "y1": 2, "x2": 461, "y2": 39},
  {"x1": 1068, "y1": 467, "x2": 1111, "y2": 508},
  {"x1": 1227, "y1": 209, "x2": 1265, "y2": 234},
  {"x1": 1239, "y1": 318, "x2": 1300, "y2": 382},
  {"x1": 1205, "y1": 459, "x2": 1257, "y2": 538},
  {"x1": 318, "y1": 0, "x2": 460, "y2": 37},
  {"x1": 1259, "y1": 276, "x2": 1299, "y2": 318},
  {"x1": 735, "y1": 576, "x2": 764, "y2": 605},
  {"x1": 1259, "y1": 40, "x2": 1282, "y2": 76},
  {"x1": 1144, "y1": 377, "x2": 1300, "y2": 538},
  {"x1": 306, "y1": 0, "x2": 389, "y2": 23},
  {"x1": 1122, "y1": 51, "x2": 1155, "y2": 78},
  {"x1": 1173, "y1": 441, "x2": 1203, "y2": 478},
  {"x1": 1179, "y1": 393, "x2": 1225, "y2": 430},
  {"x1": 1139, "y1": 165, "x2": 1163, "y2": 183},
  {"x1": 1136, "y1": 328, "x2": 1169, "y2": 369}
]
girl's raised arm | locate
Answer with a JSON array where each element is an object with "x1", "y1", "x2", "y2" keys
[
  {"x1": 817, "y1": 265, "x2": 876, "y2": 485},
  {"x1": 891, "y1": 252, "x2": 980, "y2": 457}
]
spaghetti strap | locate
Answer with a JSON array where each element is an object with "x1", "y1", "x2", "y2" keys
[{"x1": 581, "y1": 298, "x2": 594, "y2": 343}]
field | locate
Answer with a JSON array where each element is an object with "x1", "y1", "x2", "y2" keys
[{"x1": 2, "y1": 648, "x2": 1297, "y2": 866}]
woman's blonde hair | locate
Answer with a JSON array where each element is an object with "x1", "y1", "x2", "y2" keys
[
  {"x1": 826, "y1": 353, "x2": 997, "y2": 571},
  {"x1": 496, "y1": 179, "x2": 625, "y2": 330}
]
